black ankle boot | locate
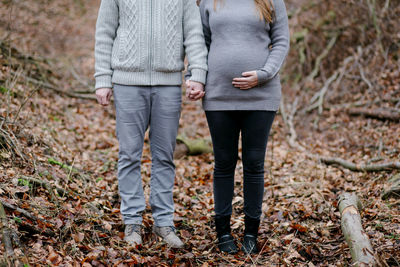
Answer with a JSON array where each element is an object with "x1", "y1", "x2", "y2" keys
[
  {"x1": 242, "y1": 216, "x2": 260, "y2": 254},
  {"x1": 215, "y1": 215, "x2": 238, "y2": 254}
]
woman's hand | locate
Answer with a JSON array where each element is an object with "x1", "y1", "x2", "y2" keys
[
  {"x1": 96, "y1": 88, "x2": 113, "y2": 106},
  {"x1": 186, "y1": 80, "x2": 205, "y2": 101},
  {"x1": 232, "y1": 71, "x2": 258, "y2": 90}
]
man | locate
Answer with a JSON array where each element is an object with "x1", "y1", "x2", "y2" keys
[{"x1": 94, "y1": 0, "x2": 207, "y2": 248}]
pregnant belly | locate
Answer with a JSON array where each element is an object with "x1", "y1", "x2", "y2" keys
[{"x1": 207, "y1": 45, "x2": 269, "y2": 82}]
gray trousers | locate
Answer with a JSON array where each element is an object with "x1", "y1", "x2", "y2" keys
[{"x1": 113, "y1": 84, "x2": 181, "y2": 227}]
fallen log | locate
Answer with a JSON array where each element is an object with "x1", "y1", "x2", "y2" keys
[
  {"x1": 338, "y1": 193, "x2": 375, "y2": 266},
  {"x1": 174, "y1": 136, "x2": 212, "y2": 159},
  {"x1": 348, "y1": 107, "x2": 400, "y2": 122},
  {"x1": 321, "y1": 157, "x2": 400, "y2": 172}
]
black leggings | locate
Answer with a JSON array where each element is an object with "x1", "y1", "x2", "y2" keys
[{"x1": 205, "y1": 110, "x2": 275, "y2": 219}]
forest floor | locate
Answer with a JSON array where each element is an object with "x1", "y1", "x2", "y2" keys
[{"x1": 0, "y1": 0, "x2": 399, "y2": 266}]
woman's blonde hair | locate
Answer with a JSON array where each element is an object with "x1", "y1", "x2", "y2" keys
[{"x1": 213, "y1": 0, "x2": 275, "y2": 23}]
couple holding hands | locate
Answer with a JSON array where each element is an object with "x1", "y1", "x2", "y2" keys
[{"x1": 94, "y1": 0, "x2": 289, "y2": 254}]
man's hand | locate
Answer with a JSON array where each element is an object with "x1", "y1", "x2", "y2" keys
[
  {"x1": 96, "y1": 88, "x2": 113, "y2": 106},
  {"x1": 232, "y1": 71, "x2": 258, "y2": 90},
  {"x1": 185, "y1": 80, "x2": 205, "y2": 101}
]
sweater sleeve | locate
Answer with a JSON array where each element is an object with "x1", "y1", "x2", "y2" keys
[
  {"x1": 94, "y1": 0, "x2": 119, "y2": 90},
  {"x1": 256, "y1": 0, "x2": 290, "y2": 84},
  {"x1": 199, "y1": 0, "x2": 211, "y2": 51},
  {"x1": 183, "y1": 0, "x2": 208, "y2": 84}
]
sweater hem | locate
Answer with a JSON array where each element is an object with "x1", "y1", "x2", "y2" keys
[
  {"x1": 112, "y1": 70, "x2": 183, "y2": 86},
  {"x1": 203, "y1": 99, "x2": 280, "y2": 111}
]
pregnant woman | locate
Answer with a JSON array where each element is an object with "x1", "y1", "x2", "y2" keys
[{"x1": 197, "y1": 0, "x2": 289, "y2": 254}]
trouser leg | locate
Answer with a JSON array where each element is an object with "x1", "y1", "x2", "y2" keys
[
  {"x1": 148, "y1": 86, "x2": 182, "y2": 227},
  {"x1": 241, "y1": 111, "x2": 275, "y2": 219},
  {"x1": 205, "y1": 111, "x2": 241, "y2": 217},
  {"x1": 114, "y1": 84, "x2": 151, "y2": 225}
]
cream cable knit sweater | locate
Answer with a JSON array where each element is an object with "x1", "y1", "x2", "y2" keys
[{"x1": 94, "y1": 0, "x2": 208, "y2": 89}]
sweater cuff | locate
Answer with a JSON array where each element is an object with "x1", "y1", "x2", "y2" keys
[
  {"x1": 95, "y1": 75, "x2": 113, "y2": 90},
  {"x1": 188, "y1": 69, "x2": 207, "y2": 85},
  {"x1": 256, "y1": 69, "x2": 272, "y2": 85}
]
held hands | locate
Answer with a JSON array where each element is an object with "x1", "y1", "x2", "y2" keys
[
  {"x1": 96, "y1": 88, "x2": 113, "y2": 106},
  {"x1": 185, "y1": 80, "x2": 205, "y2": 101},
  {"x1": 232, "y1": 71, "x2": 258, "y2": 90}
]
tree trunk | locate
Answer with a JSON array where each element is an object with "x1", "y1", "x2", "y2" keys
[{"x1": 339, "y1": 193, "x2": 375, "y2": 266}]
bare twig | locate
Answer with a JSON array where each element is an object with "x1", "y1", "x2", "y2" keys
[
  {"x1": 382, "y1": 174, "x2": 400, "y2": 200},
  {"x1": 355, "y1": 46, "x2": 374, "y2": 93},
  {"x1": 307, "y1": 56, "x2": 354, "y2": 114},
  {"x1": 10, "y1": 227, "x2": 29, "y2": 265},
  {"x1": 68, "y1": 63, "x2": 93, "y2": 91},
  {"x1": 332, "y1": 98, "x2": 400, "y2": 110},
  {"x1": 0, "y1": 199, "x2": 56, "y2": 238},
  {"x1": 320, "y1": 157, "x2": 400, "y2": 172},
  {"x1": 0, "y1": 127, "x2": 26, "y2": 161},
  {"x1": 1, "y1": 67, "x2": 23, "y2": 130},
  {"x1": 0, "y1": 201, "x2": 15, "y2": 263},
  {"x1": 287, "y1": 98, "x2": 303, "y2": 150},
  {"x1": 367, "y1": 0, "x2": 384, "y2": 54},
  {"x1": 10, "y1": 70, "x2": 97, "y2": 101},
  {"x1": 305, "y1": 33, "x2": 339, "y2": 82},
  {"x1": 348, "y1": 107, "x2": 400, "y2": 122},
  {"x1": 280, "y1": 96, "x2": 306, "y2": 151},
  {"x1": 17, "y1": 221, "x2": 55, "y2": 237},
  {"x1": 12, "y1": 85, "x2": 40, "y2": 125},
  {"x1": 306, "y1": 71, "x2": 339, "y2": 114},
  {"x1": 19, "y1": 175, "x2": 75, "y2": 198},
  {"x1": 0, "y1": 199, "x2": 46, "y2": 223},
  {"x1": 357, "y1": 62, "x2": 373, "y2": 91}
]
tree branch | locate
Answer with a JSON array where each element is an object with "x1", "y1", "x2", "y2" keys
[
  {"x1": 0, "y1": 201, "x2": 14, "y2": 261},
  {"x1": 320, "y1": 157, "x2": 400, "y2": 172},
  {"x1": 307, "y1": 56, "x2": 354, "y2": 114},
  {"x1": 10, "y1": 70, "x2": 98, "y2": 101},
  {"x1": 348, "y1": 107, "x2": 400, "y2": 122},
  {"x1": 305, "y1": 33, "x2": 339, "y2": 82},
  {"x1": 0, "y1": 199, "x2": 46, "y2": 223},
  {"x1": 19, "y1": 175, "x2": 73, "y2": 198}
]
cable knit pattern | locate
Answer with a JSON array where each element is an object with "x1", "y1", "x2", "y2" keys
[
  {"x1": 94, "y1": 0, "x2": 208, "y2": 89},
  {"x1": 164, "y1": 0, "x2": 180, "y2": 70},
  {"x1": 119, "y1": 0, "x2": 140, "y2": 70}
]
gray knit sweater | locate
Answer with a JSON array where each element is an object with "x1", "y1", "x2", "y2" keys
[
  {"x1": 200, "y1": 0, "x2": 290, "y2": 111},
  {"x1": 94, "y1": 0, "x2": 208, "y2": 89}
]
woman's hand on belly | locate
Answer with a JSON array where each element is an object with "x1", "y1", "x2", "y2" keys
[{"x1": 232, "y1": 71, "x2": 258, "y2": 90}]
